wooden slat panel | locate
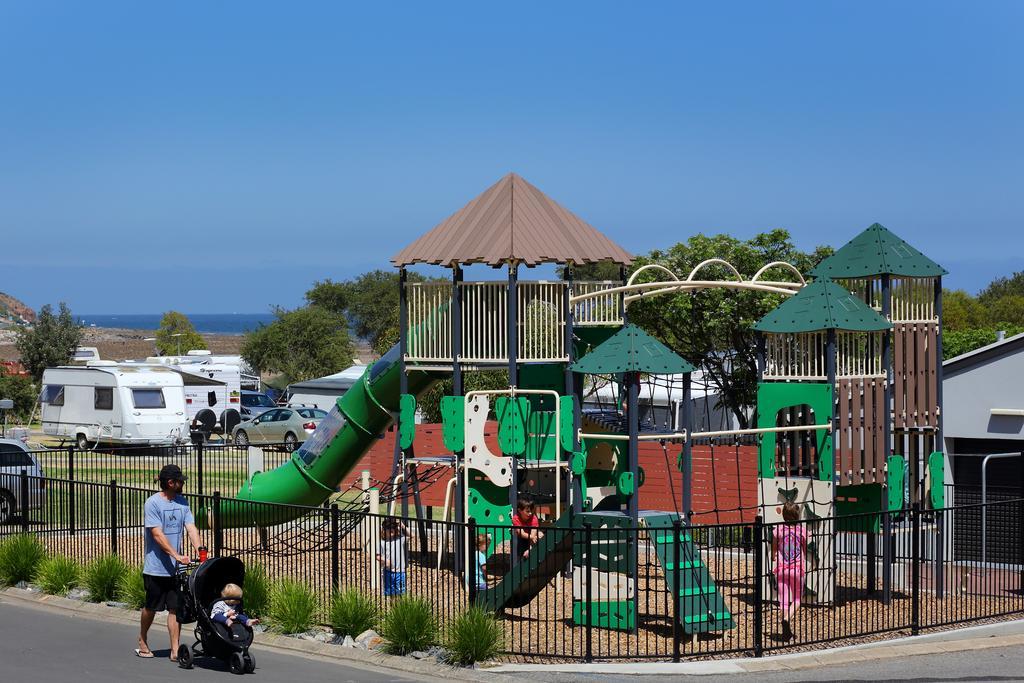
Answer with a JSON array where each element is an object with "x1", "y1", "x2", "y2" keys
[
  {"x1": 905, "y1": 323, "x2": 917, "y2": 428},
  {"x1": 873, "y1": 379, "x2": 885, "y2": 483},
  {"x1": 851, "y1": 377, "x2": 862, "y2": 486},
  {"x1": 926, "y1": 322, "x2": 938, "y2": 427},
  {"x1": 839, "y1": 378, "x2": 851, "y2": 485},
  {"x1": 921, "y1": 325, "x2": 929, "y2": 428},
  {"x1": 861, "y1": 377, "x2": 873, "y2": 485},
  {"x1": 894, "y1": 323, "x2": 906, "y2": 428}
]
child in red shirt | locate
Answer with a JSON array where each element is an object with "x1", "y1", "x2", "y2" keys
[{"x1": 512, "y1": 496, "x2": 542, "y2": 558}]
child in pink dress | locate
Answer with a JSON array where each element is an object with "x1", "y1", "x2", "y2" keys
[{"x1": 772, "y1": 500, "x2": 807, "y2": 639}]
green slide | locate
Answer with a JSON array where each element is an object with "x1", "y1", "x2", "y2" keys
[
  {"x1": 475, "y1": 511, "x2": 575, "y2": 611},
  {"x1": 199, "y1": 345, "x2": 438, "y2": 529}
]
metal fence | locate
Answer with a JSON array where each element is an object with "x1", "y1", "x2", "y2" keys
[{"x1": 2, "y1": 471, "x2": 1023, "y2": 663}]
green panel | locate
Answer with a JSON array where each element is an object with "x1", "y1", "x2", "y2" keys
[
  {"x1": 574, "y1": 326, "x2": 622, "y2": 363},
  {"x1": 809, "y1": 222, "x2": 948, "y2": 279},
  {"x1": 575, "y1": 512, "x2": 632, "y2": 573},
  {"x1": 887, "y1": 455, "x2": 905, "y2": 511},
  {"x1": 440, "y1": 396, "x2": 465, "y2": 452},
  {"x1": 526, "y1": 410, "x2": 557, "y2": 461},
  {"x1": 928, "y1": 451, "x2": 945, "y2": 509},
  {"x1": 617, "y1": 471, "x2": 635, "y2": 496},
  {"x1": 570, "y1": 324, "x2": 696, "y2": 375},
  {"x1": 755, "y1": 280, "x2": 892, "y2": 334},
  {"x1": 399, "y1": 394, "x2": 417, "y2": 449},
  {"x1": 573, "y1": 600, "x2": 635, "y2": 630},
  {"x1": 495, "y1": 396, "x2": 530, "y2": 455},
  {"x1": 570, "y1": 450, "x2": 586, "y2": 475},
  {"x1": 518, "y1": 363, "x2": 564, "y2": 410},
  {"x1": 755, "y1": 382, "x2": 834, "y2": 481},
  {"x1": 559, "y1": 395, "x2": 576, "y2": 453},
  {"x1": 468, "y1": 477, "x2": 513, "y2": 556},
  {"x1": 835, "y1": 483, "x2": 883, "y2": 532}
]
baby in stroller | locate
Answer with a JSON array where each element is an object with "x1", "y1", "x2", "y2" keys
[{"x1": 210, "y1": 583, "x2": 259, "y2": 642}]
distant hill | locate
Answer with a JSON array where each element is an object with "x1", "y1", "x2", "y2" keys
[{"x1": 0, "y1": 292, "x2": 36, "y2": 326}]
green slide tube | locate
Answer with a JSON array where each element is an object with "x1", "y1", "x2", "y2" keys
[{"x1": 197, "y1": 345, "x2": 437, "y2": 529}]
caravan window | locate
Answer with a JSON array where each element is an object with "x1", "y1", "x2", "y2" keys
[
  {"x1": 94, "y1": 387, "x2": 114, "y2": 410},
  {"x1": 42, "y1": 385, "x2": 65, "y2": 406},
  {"x1": 208, "y1": 391, "x2": 218, "y2": 407},
  {"x1": 131, "y1": 389, "x2": 166, "y2": 409}
]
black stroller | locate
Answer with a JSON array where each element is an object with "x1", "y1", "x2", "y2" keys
[{"x1": 175, "y1": 556, "x2": 256, "y2": 674}]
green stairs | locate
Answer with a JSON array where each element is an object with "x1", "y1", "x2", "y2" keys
[
  {"x1": 475, "y1": 511, "x2": 575, "y2": 611},
  {"x1": 640, "y1": 511, "x2": 735, "y2": 634}
]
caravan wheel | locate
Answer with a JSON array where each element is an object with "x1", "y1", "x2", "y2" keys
[{"x1": 75, "y1": 434, "x2": 90, "y2": 451}]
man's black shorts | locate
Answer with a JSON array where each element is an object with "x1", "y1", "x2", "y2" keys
[{"x1": 143, "y1": 574, "x2": 179, "y2": 612}]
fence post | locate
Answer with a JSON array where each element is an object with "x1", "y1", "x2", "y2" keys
[
  {"x1": 330, "y1": 503, "x2": 340, "y2": 594},
  {"x1": 911, "y1": 502, "x2": 920, "y2": 635},
  {"x1": 753, "y1": 516, "x2": 764, "y2": 657},
  {"x1": 20, "y1": 469, "x2": 29, "y2": 533},
  {"x1": 213, "y1": 491, "x2": 223, "y2": 558},
  {"x1": 467, "y1": 517, "x2": 477, "y2": 605},
  {"x1": 67, "y1": 446, "x2": 76, "y2": 536},
  {"x1": 672, "y1": 518, "x2": 682, "y2": 662},
  {"x1": 584, "y1": 522, "x2": 593, "y2": 664},
  {"x1": 196, "y1": 441, "x2": 205, "y2": 497},
  {"x1": 882, "y1": 509, "x2": 892, "y2": 605},
  {"x1": 109, "y1": 479, "x2": 118, "y2": 554}
]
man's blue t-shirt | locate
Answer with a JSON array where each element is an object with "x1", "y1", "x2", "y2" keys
[{"x1": 143, "y1": 492, "x2": 194, "y2": 577}]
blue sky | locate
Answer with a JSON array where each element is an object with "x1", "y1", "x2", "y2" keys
[{"x1": 1, "y1": 2, "x2": 1021, "y2": 313}]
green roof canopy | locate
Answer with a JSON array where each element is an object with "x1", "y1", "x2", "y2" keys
[
  {"x1": 571, "y1": 324, "x2": 695, "y2": 375},
  {"x1": 755, "y1": 280, "x2": 892, "y2": 334},
  {"x1": 810, "y1": 223, "x2": 947, "y2": 279}
]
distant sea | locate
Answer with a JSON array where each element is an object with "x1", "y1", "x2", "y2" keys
[{"x1": 78, "y1": 313, "x2": 276, "y2": 335}]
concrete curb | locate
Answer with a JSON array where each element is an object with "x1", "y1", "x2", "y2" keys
[
  {"x1": 0, "y1": 587, "x2": 493, "y2": 682},
  {"x1": 491, "y1": 619, "x2": 1024, "y2": 675}
]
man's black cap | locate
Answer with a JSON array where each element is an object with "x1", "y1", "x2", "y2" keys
[{"x1": 157, "y1": 464, "x2": 187, "y2": 483}]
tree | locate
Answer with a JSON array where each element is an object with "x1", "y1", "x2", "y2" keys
[
  {"x1": 15, "y1": 302, "x2": 83, "y2": 381},
  {"x1": 155, "y1": 311, "x2": 206, "y2": 356},
  {"x1": 0, "y1": 374, "x2": 37, "y2": 421},
  {"x1": 241, "y1": 306, "x2": 355, "y2": 384},
  {"x1": 305, "y1": 279, "x2": 349, "y2": 314},
  {"x1": 944, "y1": 326, "x2": 1024, "y2": 359},
  {"x1": 979, "y1": 271, "x2": 1024, "y2": 304},
  {"x1": 627, "y1": 230, "x2": 832, "y2": 428},
  {"x1": 986, "y1": 295, "x2": 1024, "y2": 327},
  {"x1": 942, "y1": 289, "x2": 987, "y2": 330}
]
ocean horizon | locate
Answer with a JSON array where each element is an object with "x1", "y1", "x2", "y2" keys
[{"x1": 78, "y1": 313, "x2": 276, "y2": 335}]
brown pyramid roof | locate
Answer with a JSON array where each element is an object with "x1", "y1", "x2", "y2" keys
[{"x1": 391, "y1": 173, "x2": 633, "y2": 267}]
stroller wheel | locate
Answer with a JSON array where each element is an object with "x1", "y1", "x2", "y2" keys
[
  {"x1": 229, "y1": 652, "x2": 245, "y2": 675},
  {"x1": 244, "y1": 653, "x2": 255, "y2": 673},
  {"x1": 177, "y1": 644, "x2": 194, "y2": 669}
]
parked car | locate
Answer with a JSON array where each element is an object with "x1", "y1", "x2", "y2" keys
[
  {"x1": 231, "y1": 407, "x2": 328, "y2": 451},
  {"x1": 0, "y1": 438, "x2": 46, "y2": 526},
  {"x1": 239, "y1": 390, "x2": 276, "y2": 419}
]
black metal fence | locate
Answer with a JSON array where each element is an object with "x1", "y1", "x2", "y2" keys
[{"x1": 2, "y1": 471, "x2": 1023, "y2": 663}]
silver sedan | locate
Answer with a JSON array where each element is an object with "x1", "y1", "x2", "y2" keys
[{"x1": 231, "y1": 407, "x2": 328, "y2": 451}]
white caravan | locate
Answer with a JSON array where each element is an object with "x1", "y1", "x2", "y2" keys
[
  {"x1": 154, "y1": 350, "x2": 261, "y2": 391},
  {"x1": 40, "y1": 363, "x2": 190, "y2": 449},
  {"x1": 128, "y1": 356, "x2": 244, "y2": 436}
]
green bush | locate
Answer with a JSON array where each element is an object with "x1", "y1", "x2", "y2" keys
[
  {"x1": 0, "y1": 533, "x2": 46, "y2": 585},
  {"x1": 380, "y1": 596, "x2": 438, "y2": 655},
  {"x1": 269, "y1": 578, "x2": 319, "y2": 634},
  {"x1": 117, "y1": 566, "x2": 146, "y2": 609},
  {"x1": 244, "y1": 562, "x2": 270, "y2": 618},
  {"x1": 35, "y1": 555, "x2": 80, "y2": 595},
  {"x1": 443, "y1": 606, "x2": 504, "y2": 665},
  {"x1": 83, "y1": 554, "x2": 128, "y2": 602},
  {"x1": 329, "y1": 587, "x2": 378, "y2": 638}
]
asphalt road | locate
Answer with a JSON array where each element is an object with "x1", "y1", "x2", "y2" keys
[{"x1": 0, "y1": 597, "x2": 426, "y2": 683}]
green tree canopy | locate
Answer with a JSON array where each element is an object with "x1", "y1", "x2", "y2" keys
[
  {"x1": 986, "y1": 294, "x2": 1024, "y2": 327},
  {"x1": 942, "y1": 289, "x2": 988, "y2": 330},
  {"x1": 15, "y1": 302, "x2": 83, "y2": 381},
  {"x1": 0, "y1": 374, "x2": 37, "y2": 421},
  {"x1": 305, "y1": 279, "x2": 349, "y2": 314},
  {"x1": 627, "y1": 230, "x2": 832, "y2": 428},
  {"x1": 979, "y1": 271, "x2": 1024, "y2": 304},
  {"x1": 155, "y1": 311, "x2": 206, "y2": 356},
  {"x1": 241, "y1": 306, "x2": 355, "y2": 384}
]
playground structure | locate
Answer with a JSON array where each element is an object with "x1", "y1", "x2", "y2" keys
[{"x1": 205, "y1": 173, "x2": 948, "y2": 639}]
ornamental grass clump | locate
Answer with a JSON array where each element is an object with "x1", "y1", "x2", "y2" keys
[
  {"x1": 269, "y1": 578, "x2": 319, "y2": 634},
  {"x1": 329, "y1": 587, "x2": 378, "y2": 638},
  {"x1": 83, "y1": 554, "x2": 128, "y2": 602},
  {"x1": 0, "y1": 533, "x2": 46, "y2": 585},
  {"x1": 35, "y1": 555, "x2": 80, "y2": 596},
  {"x1": 117, "y1": 565, "x2": 147, "y2": 609},
  {"x1": 379, "y1": 596, "x2": 438, "y2": 655},
  {"x1": 443, "y1": 606, "x2": 504, "y2": 665},
  {"x1": 243, "y1": 562, "x2": 270, "y2": 618}
]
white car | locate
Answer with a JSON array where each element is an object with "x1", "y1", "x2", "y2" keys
[{"x1": 0, "y1": 438, "x2": 46, "y2": 526}]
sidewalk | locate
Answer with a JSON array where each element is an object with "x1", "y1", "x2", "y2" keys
[{"x1": 492, "y1": 619, "x2": 1024, "y2": 675}]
